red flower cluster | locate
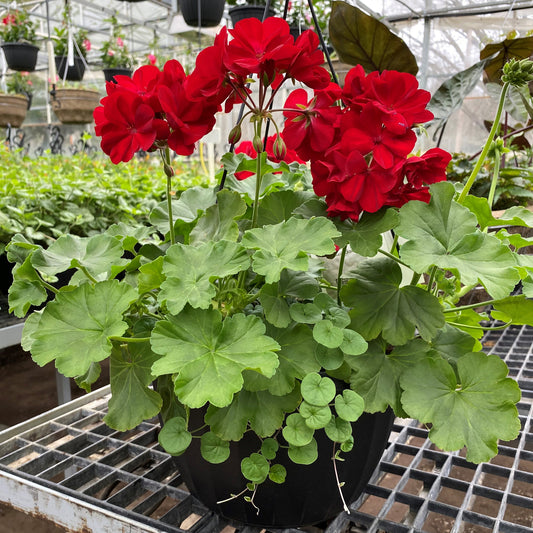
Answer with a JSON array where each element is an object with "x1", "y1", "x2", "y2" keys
[{"x1": 283, "y1": 64, "x2": 451, "y2": 220}]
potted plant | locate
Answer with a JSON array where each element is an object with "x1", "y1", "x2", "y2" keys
[
  {"x1": 226, "y1": 0, "x2": 277, "y2": 26},
  {"x1": 0, "y1": 71, "x2": 33, "y2": 128},
  {"x1": 50, "y1": 83, "x2": 100, "y2": 125},
  {"x1": 53, "y1": 4, "x2": 92, "y2": 82},
  {"x1": 0, "y1": 9, "x2": 39, "y2": 71},
  {"x1": 6, "y1": 16, "x2": 532, "y2": 529},
  {"x1": 179, "y1": 0, "x2": 226, "y2": 28},
  {"x1": 99, "y1": 16, "x2": 133, "y2": 83}
]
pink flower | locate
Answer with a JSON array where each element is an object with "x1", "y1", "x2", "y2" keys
[
  {"x1": 116, "y1": 37, "x2": 124, "y2": 47},
  {"x1": 108, "y1": 50, "x2": 115, "y2": 56},
  {"x1": 147, "y1": 54, "x2": 157, "y2": 66},
  {"x1": 83, "y1": 39, "x2": 91, "y2": 51}
]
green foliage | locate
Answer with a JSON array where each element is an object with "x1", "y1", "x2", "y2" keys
[
  {"x1": 0, "y1": 146, "x2": 209, "y2": 256},
  {"x1": 99, "y1": 15, "x2": 133, "y2": 69},
  {"x1": 5, "y1": 71, "x2": 34, "y2": 97},
  {"x1": 0, "y1": 9, "x2": 37, "y2": 44}
]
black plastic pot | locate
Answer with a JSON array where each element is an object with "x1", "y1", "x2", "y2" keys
[
  {"x1": 173, "y1": 407, "x2": 395, "y2": 527},
  {"x1": 180, "y1": 0, "x2": 225, "y2": 28},
  {"x1": 55, "y1": 56, "x2": 86, "y2": 82},
  {"x1": 228, "y1": 6, "x2": 276, "y2": 26},
  {"x1": 1, "y1": 43, "x2": 39, "y2": 72},
  {"x1": 103, "y1": 67, "x2": 132, "y2": 83}
]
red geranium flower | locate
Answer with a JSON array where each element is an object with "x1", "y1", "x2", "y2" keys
[
  {"x1": 109, "y1": 65, "x2": 163, "y2": 113},
  {"x1": 287, "y1": 30, "x2": 331, "y2": 89},
  {"x1": 402, "y1": 147, "x2": 452, "y2": 188}
]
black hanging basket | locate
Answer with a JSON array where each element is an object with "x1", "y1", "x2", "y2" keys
[
  {"x1": 103, "y1": 67, "x2": 132, "y2": 83},
  {"x1": 1, "y1": 43, "x2": 39, "y2": 72},
  {"x1": 172, "y1": 408, "x2": 395, "y2": 528},
  {"x1": 179, "y1": 0, "x2": 225, "y2": 28},
  {"x1": 228, "y1": 6, "x2": 276, "y2": 26},
  {"x1": 55, "y1": 56, "x2": 86, "y2": 82}
]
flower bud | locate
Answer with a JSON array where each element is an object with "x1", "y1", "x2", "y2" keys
[
  {"x1": 272, "y1": 134, "x2": 287, "y2": 161},
  {"x1": 253, "y1": 134, "x2": 264, "y2": 153},
  {"x1": 228, "y1": 124, "x2": 242, "y2": 145},
  {"x1": 502, "y1": 58, "x2": 533, "y2": 87}
]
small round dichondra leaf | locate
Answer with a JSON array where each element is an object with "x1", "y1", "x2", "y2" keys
[
  {"x1": 269, "y1": 463, "x2": 287, "y2": 484},
  {"x1": 335, "y1": 389, "x2": 365, "y2": 422},
  {"x1": 325, "y1": 416, "x2": 353, "y2": 443},
  {"x1": 288, "y1": 438, "x2": 318, "y2": 464},
  {"x1": 340, "y1": 328, "x2": 368, "y2": 355},
  {"x1": 241, "y1": 453, "x2": 270, "y2": 483},
  {"x1": 289, "y1": 302, "x2": 323, "y2": 324},
  {"x1": 282, "y1": 413, "x2": 315, "y2": 446},
  {"x1": 313, "y1": 319, "x2": 344, "y2": 348},
  {"x1": 301, "y1": 372, "x2": 336, "y2": 406},
  {"x1": 261, "y1": 438, "x2": 279, "y2": 460},
  {"x1": 158, "y1": 417, "x2": 192, "y2": 456},
  {"x1": 300, "y1": 401, "x2": 332, "y2": 429},
  {"x1": 200, "y1": 431, "x2": 230, "y2": 464}
]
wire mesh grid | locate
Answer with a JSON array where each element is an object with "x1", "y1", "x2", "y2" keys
[{"x1": 0, "y1": 325, "x2": 531, "y2": 533}]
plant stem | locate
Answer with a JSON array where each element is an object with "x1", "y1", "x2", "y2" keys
[
  {"x1": 337, "y1": 245, "x2": 347, "y2": 305},
  {"x1": 160, "y1": 147, "x2": 175, "y2": 245},
  {"x1": 446, "y1": 320, "x2": 511, "y2": 331},
  {"x1": 389, "y1": 232, "x2": 399, "y2": 257},
  {"x1": 377, "y1": 248, "x2": 412, "y2": 269},
  {"x1": 332, "y1": 443, "x2": 350, "y2": 514},
  {"x1": 487, "y1": 144, "x2": 502, "y2": 212},
  {"x1": 251, "y1": 122, "x2": 263, "y2": 229},
  {"x1": 426, "y1": 265, "x2": 437, "y2": 292},
  {"x1": 78, "y1": 265, "x2": 98, "y2": 284},
  {"x1": 443, "y1": 299, "x2": 499, "y2": 313},
  {"x1": 109, "y1": 336, "x2": 150, "y2": 343},
  {"x1": 457, "y1": 81, "x2": 510, "y2": 204}
]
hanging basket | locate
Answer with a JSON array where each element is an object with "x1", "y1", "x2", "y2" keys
[
  {"x1": 172, "y1": 406, "x2": 395, "y2": 527},
  {"x1": 0, "y1": 94, "x2": 28, "y2": 128},
  {"x1": 55, "y1": 56, "x2": 86, "y2": 82},
  {"x1": 51, "y1": 88, "x2": 100, "y2": 125},
  {"x1": 1, "y1": 43, "x2": 39, "y2": 72},
  {"x1": 103, "y1": 67, "x2": 132, "y2": 83},
  {"x1": 228, "y1": 6, "x2": 276, "y2": 26},
  {"x1": 179, "y1": 0, "x2": 225, "y2": 28}
]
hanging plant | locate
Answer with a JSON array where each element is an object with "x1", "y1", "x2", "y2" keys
[
  {"x1": 0, "y1": 9, "x2": 39, "y2": 71},
  {"x1": 100, "y1": 16, "x2": 133, "y2": 82},
  {"x1": 179, "y1": 0, "x2": 226, "y2": 28}
]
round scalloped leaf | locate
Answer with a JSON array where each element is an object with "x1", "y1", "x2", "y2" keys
[
  {"x1": 326, "y1": 307, "x2": 351, "y2": 329},
  {"x1": 313, "y1": 320, "x2": 344, "y2": 348},
  {"x1": 315, "y1": 344, "x2": 344, "y2": 370},
  {"x1": 300, "y1": 401, "x2": 332, "y2": 429},
  {"x1": 282, "y1": 413, "x2": 315, "y2": 446},
  {"x1": 301, "y1": 373, "x2": 336, "y2": 406},
  {"x1": 325, "y1": 416, "x2": 352, "y2": 443},
  {"x1": 200, "y1": 432, "x2": 230, "y2": 464},
  {"x1": 241, "y1": 453, "x2": 269, "y2": 483},
  {"x1": 289, "y1": 302, "x2": 323, "y2": 324},
  {"x1": 288, "y1": 438, "x2": 318, "y2": 465},
  {"x1": 340, "y1": 329, "x2": 368, "y2": 356},
  {"x1": 335, "y1": 390, "x2": 365, "y2": 422},
  {"x1": 158, "y1": 417, "x2": 192, "y2": 456},
  {"x1": 261, "y1": 438, "x2": 279, "y2": 460},
  {"x1": 268, "y1": 464, "x2": 287, "y2": 484}
]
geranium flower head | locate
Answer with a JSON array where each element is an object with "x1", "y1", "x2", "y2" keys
[{"x1": 83, "y1": 39, "x2": 91, "y2": 51}]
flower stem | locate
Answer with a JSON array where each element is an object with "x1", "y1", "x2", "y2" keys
[
  {"x1": 251, "y1": 122, "x2": 263, "y2": 229},
  {"x1": 109, "y1": 336, "x2": 151, "y2": 343},
  {"x1": 487, "y1": 143, "x2": 502, "y2": 211},
  {"x1": 377, "y1": 248, "x2": 412, "y2": 269},
  {"x1": 457, "y1": 81, "x2": 510, "y2": 204},
  {"x1": 446, "y1": 320, "x2": 511, "y2": 331},
  {"x1": 337, "y1": 245, "x2": 347, "y2": 305},
  {"x1": 160, "y1": 147, "x2": 175, "y2": 245},
  {"x1": 443, "y1": 299, "x2": 499, "y2": 313}
]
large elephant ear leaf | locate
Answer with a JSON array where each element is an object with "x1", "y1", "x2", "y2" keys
[
  {"x1": 329, "y1": 1, "x2": 418, "y2": 75},
  {"x1": 480, "y1": 35, "x2": 533, "y2": 84}
]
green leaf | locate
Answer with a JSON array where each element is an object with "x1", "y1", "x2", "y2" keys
[
  {"x1": 242, "y1": 217, "x2": 339, "y2": 283},
  {"x1": 158, "y1": 416, "x2": 192, "y2": 456},
  {"x1": 341, "y1": 436, "x2": 354, "y2": 452},
  {"x1": 243, "y1": 323, "x2": 320, "y2": 396},
  {"x1": 159, "y1": 241, "x2": 249, "y2": 314},
  {"x1": 8, "y1": 272, "x2": 47, "y2": 318},
  {"x1": 282, "y1": 413, "x2": 315, "y2": 446},
  {"x1": 31, "y1": 233, "x2": 124, "y2": 277},
  {"x1": 430, "y1": 324, "x2": 479, "y2": 367},
  {"x1": 261, "y1": 438, "x2": 279, "y2": 460},
  {"x1": 299, "y1": 401, "x2": 332, "y2": 429},
  {"x1": 288, "y1": 438, "x2": 318, "y2": 465},
  {"x1": 341, "y1": 256, "x2": 444, "y2": 344},
  {"x1": 348, "y1": 338, "x2": 434, "y2": 414},
  {"x1": 428, "y1": 59, "x2": 489, "y2": 135},
  {"x1": 241, "y1": 453, "x2": 269, "y2": 484},
  {"x1": 259, "y1": 284, "x2": 291, "y2": 328},
  {"x1": 301, "y1": 373, "x2": 336, "y2": 406},
  {"x1": 104, "y1": 342, "x2": 163, "y2": 431},
  {"x1": 329, "y1": 1, "x2": 418, "y2": 74},
  {"x1": 335, "y1": 390, "x2": 364, "y2": 422},
  {"x1": 324, "y1": 416, "x2": 352, "y2": 443},
  {"x1": 289, "y1": 302, "x2": 322, "y2": 324},
  {"x1": 313, "y1": 319, "x2": 344, "y2": 348},
  {"x1": 190, "y1": 189, "x2": 247, "y2": 244},
  {"x1": 249, "y1": 388, "x2": 301, "y2": 438},
  {"x1": 29, "y1": 280, "x2": 137, "y2": 377},
  {"x1": 396, "y1": 182, "x2": 520, "y2": 299},
  {"x1": 257, "y1": 190, "x2": 314, "y2": 226},
  {"x1": 400, "y1": 353, "x2": 521, "y2": 463},
  {"x1": 340, "y1": 329, "x2": 368, "y2": 356},
  {"x1": 151, "y1": 308, "x2": 280, "y2": 408},
  {"x1": 205, "y1": 390, "x2": 256, "y2": 441},
  {"x1": 200, "y1": 432, "x2": 230, "y2": 464},
  {"x1": 278, "y1": 269, "x2": 320, "y2": 299},
  {"x1": 268, "y1": 464, "x2": 287, "y2": 484},
  {"x1": 74, "y1": 362, "x2": 101, "y2": 393},
  {"x1": 137, "y1": 256, "x2": 165, "y2": 294},
  {"x1": 491, "y1": 294, "x2": 533, "y2": 325},
  {"x1": 336, "y1": 209, "x2": 399, "y2": 257},
  {"x1": 315, "y1": 345, "x2": 344, "y2": 370}
]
